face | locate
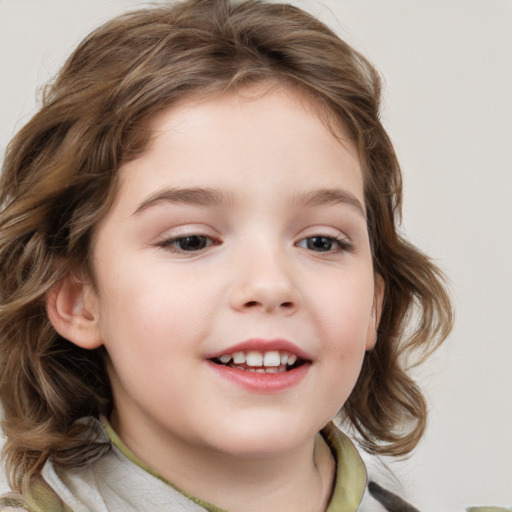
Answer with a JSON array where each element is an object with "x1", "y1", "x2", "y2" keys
[{"x1": 84, "y1": 86, "x2": 381, "y2": 463}]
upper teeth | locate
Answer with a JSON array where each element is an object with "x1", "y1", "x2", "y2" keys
[{"x1": 218, "y1": 350, "x2": 298, "y2": 367}]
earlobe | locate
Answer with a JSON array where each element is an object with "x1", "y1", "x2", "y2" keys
[
  {"x1": 46, "y1": 275, "x2": 103, "y2": 349},
  {"x1": 366, "y1": 274, "x2": 385, "y2": 351}
]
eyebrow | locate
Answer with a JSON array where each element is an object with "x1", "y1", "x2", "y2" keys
[
  {"x1": 292, "y1": 188, "x2": 366, "y2": 219},
  {"x1": 132, "y1": 187, "x2": 234, "y2": 215},
  {"x1": 132, "y1": 186, "x2": 366, "y2": 219}
]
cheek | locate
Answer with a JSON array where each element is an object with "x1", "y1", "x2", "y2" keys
[
  {"x1": 317, "y1": 274, "x2": 375, "y2": 340},
  {"x1": 94, "y1": 261, "x2": 217, "y2": 361},
  {"x1": 311, "y1": 272, "x2": 374, "y2": 385},
  {"x1": 97, "y1": 282, "x2": 194, "y2": 403}
]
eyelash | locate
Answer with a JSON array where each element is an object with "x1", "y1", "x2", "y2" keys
[
  {"x1": 296, "y1": 234, "x2": 353, "y2": 254},
  {"x1": 156, "y1": 233, "x2": 353, "y2": 254},
  {"x1": 156, "y1": 234, "x2": 219, "y2": 253}
]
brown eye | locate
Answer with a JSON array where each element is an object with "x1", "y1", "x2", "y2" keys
[
  {"x1": 306, "y1": 236, "x2": 335, "y2": 251},
  {"x1": 159, "y1": 235, "x2": 216, "y2": 252},
  {"x1": 175, "y1": 235, "x2": 209, "y2": 251}
]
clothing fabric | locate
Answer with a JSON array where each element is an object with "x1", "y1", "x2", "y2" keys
[{"x1": 0, "y1": 418, "x2": 419, "y2": 512}]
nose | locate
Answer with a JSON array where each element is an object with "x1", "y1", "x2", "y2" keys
[{"x1": 229, "y1": 247, "x2": 300, "y2": 315}]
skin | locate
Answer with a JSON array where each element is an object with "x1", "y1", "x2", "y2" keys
[{"x1": 49, "y1": 84, "x2": 383, "y2": 512}]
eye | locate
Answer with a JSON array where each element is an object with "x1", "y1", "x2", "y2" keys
[
  {"x1": 157, "y1": 234, "x2": 218, "y2": 253},
  {"x1": 297, "y1": 235, "x2": 352, "y2": 253}
]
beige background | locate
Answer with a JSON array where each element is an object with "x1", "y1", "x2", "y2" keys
[{"x1": 1, "y1": 0, "x2": 511, "y2": 509}]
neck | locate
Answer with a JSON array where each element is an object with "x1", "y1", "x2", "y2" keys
[
  {"x1": 179, "y1": 434, "x2": 335, "y2": 512},
  {"x1": 111, "y1": 415, "x2": 335, "y2": 512}
]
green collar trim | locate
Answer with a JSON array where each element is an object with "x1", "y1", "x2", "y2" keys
[
  {"x1": 22, "y1": 477, "x2": 74, "y2": 512},
  {"x1": 323, "y1": 422, "x2": 367, "y2": 512},
  {"x1": 102, "y1": 418, "x2": 366, "y2": 512}
]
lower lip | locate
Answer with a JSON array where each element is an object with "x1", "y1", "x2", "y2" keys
[{"x1": 206, "y1": 361, "x2": 310, "y2": 393}]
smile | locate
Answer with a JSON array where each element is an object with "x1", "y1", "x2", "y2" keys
[
  {"x1": 211, "y1": 350, "x2": 302, "y2": 374},
  {"x1": 206, "y1": 339, "x2": 312, "y2": 391}
]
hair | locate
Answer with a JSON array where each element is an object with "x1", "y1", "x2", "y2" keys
[{"x1": 0, "y1": 0, "x2": 453, "y2": 491}]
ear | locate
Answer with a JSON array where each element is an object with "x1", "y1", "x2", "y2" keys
[
  {"x1": 366, "y1": 273, "x2": 385, "y2": 351},
  {"x1": 46, "y1": 274, "x2": 103, "y2": 349}
]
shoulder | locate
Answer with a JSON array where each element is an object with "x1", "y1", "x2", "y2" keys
[
  {"x1": 362, "y1": 481, "x2": 420, "y2": 512},
  {"x1": 358, "y1": 448, "x2": 420, "y2": 512},
  {"x1": 0, "y1": 492, "x2": 29, "y2": 512},
  {"x1": 322, "y1": 423, "x2": 420, "y2": 512},
  {"x1": 0, "y1": 477, "x2": 73, "y2": 512}
]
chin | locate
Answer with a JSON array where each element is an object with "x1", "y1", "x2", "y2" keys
[{"x1": 204, "y1": 414, "x2": 321, "y2": 458}]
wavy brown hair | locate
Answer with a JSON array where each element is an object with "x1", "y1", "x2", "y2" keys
[{"x1": 0, "y1": 0, "x2": 452, "y2": 491}]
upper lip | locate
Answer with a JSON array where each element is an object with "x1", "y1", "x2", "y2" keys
[{"x1": 205, "y1": 338, "x2": 313, "y2": 361}]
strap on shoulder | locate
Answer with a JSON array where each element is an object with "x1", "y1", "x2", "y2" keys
[{"x1": 368, "y1": 481, "x2": 420, "y2": 512}]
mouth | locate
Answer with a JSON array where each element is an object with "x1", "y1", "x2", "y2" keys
[
  {"x1": 206, "y1": 340, "x2": 311, "y2": 392},
  {"x1": 210, "y1": 350, "x2": 306, "y2": 374}
]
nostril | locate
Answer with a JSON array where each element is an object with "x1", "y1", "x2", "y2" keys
[{"x1": 239, "y1": 298, "x2": 298, "y2": 312}]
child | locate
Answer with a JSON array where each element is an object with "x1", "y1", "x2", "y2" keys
[{"x1": 0, "y1": 0, "x2": 453, "y2": 510}]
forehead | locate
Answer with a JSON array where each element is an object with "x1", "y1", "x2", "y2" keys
[
  {"x1": 147, "y1": 81, "x2": 352, "y2": 139},
  {"x1": 111, "y1": 84, "x2": 364, "y2": 212}
]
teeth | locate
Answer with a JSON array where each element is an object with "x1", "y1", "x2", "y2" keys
[
  {"x1": 216, "y1": 350, "x2": 301, "y2": 368},
  {"x1": 263, "y1": 351, "x2": 281, "y2": 367},
  {"x1": 232, "y1": 352, "x2": 245, "y2": 364},
  {"x1": 243, "y1": 366, "x2": 287, "y2": 374},
  {"x1": 246, "y1": 351, "x2": 263, "y2": 366}
]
